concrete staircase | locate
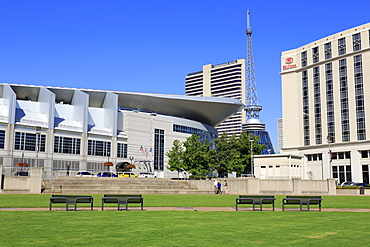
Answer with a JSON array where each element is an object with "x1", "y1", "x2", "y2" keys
[{"x1": 45, "y1": 177, "x2": 212, "y2": 194}]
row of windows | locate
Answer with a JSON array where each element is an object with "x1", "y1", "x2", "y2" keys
[
  {"x1": 0, "y1": 131, "x2": 128, "y2": 158},
  {"x1": 302, "y1": 55, "x2": 365, "y2": 145},
  {"x1": 173, "y1": 124, "x2": 216, "y2": 142},
  {"x1": 306, "y1": 151, "x2": 350, "y2": 161},
  {"x1": 302, "y1": 31, "x2": 368, "y2": 67}
]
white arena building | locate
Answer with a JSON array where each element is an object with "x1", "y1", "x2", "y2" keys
[{"x1": 0, "y1": 83, "x2": 244, "y2": 178}]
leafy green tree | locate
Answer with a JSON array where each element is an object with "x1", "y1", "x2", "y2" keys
[
  {"x1": 166, "y1": 139, "x2": 185, "y2": 177},
  {"x1": 181, "y1": 134, "x2": 212, "y2": 176},
  {"x1": 236, "y1": 131, "x2": 266, "y2": 175},
  {"x1": 211, "y1": 133, "x2": 237, "y2": 177}
]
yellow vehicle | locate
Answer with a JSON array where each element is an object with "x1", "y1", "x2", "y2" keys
[{"x1": 118, "y1": 172, "x2": 138, "y2": 178}]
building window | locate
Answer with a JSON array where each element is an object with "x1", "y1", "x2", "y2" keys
[
  {"x1": 88, "y1": 140, "x2": 111, "y2": 156},
  {"x1": 306, "y1": 153, "x2": 323, "y2": 161},
  {"x1": 117, "y1": 143, "x2": 128, "y2": 158},
  {"x1": 313, "y1": 67, "x2": 322, "y2": 144},
  {"x1": 325, "y1": 63, "x2": 335, "y2": 142},
  {"x1": 301, "y1": 51, "x2": 307, "y2": 67},
  {"x1": 312, "y1": 47, "x2": 319, "y2": 63},
  {"x1": 173, "y1": 124, "x2": 216, "y2": 142},
  {"x1": 362, "y1": 165, "x2": 369, "y2": 184},
  {"x1": 354, "y1": 55, "x2": 366, "y2": 140},
  {"x1": 361, "y1": 150, "x2": 370, "y2": 158},
  {"x1": 332, "y1": 165, "x2": 351, "y2": 184},
  {"x1": 339, "y1": 59, "x2": 350, "y2": 142},
  {"x1": 52, "y1": 160, "x2": 79, "y2": 171},
  {"x1": 14, "y1": 132, "x2": 46, "y2": 152},
  {"x1": 331, "y1": 151, "x2": 350, "y2": 160},
  {"x1": 302, "y1": 70, "x2": 310, "y2": 145},
  {"x1": 338, "y1": 38, "x2": 346, "y2": 55},
  {"x1": 352, "y1": 33, "x2": 361, "y2": 51},
  {"x1": 54, "y1": 136, "x2": 81, "y2": 154},
  {"x1": 324, "y1": 42, "x2": 332, "y2": 60},
  {"x1": 0, "y1": 130, "x2": 5, "y2": 149},
  {"x1": 154, "y1": 129, "x2": 164, "y2": 170}
]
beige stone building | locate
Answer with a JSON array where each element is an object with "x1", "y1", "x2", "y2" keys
[
  {"x1": 255, "y1": 23, "x2": 370, "y2": 184},
  {"x1": 185, "y1": 59, "x2": 246, "y2": 136}
]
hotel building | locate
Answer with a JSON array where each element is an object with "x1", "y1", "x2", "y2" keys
[
  {"x1": 0, "y1": 83, "x2": 243, "y2": 178},
  {"x1": 185, "y1": 59, "x2": 246, "y2": 136},
  {"x1": 255, "y1": 22, "x2": 370, "y2": 183}
]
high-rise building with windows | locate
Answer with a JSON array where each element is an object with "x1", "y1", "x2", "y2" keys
[
  {"x1": 185, "y1": 59, "x2": 246, "y2": 136},
  {"x1": 278, "y1": 22, "x2": 370, "y2": 183}
]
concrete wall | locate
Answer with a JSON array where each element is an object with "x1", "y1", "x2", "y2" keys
[
  {"x1": 189, "y1": 178, "x2": 337, "y2": 195},
  {"x1": 0, "y1": 166, "x2": 43, "y2": 193}
]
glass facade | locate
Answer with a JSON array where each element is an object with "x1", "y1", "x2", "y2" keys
[
  {"x1": 0, "y1": 130, "x2": 5, "y2": 149},
  {"x1": 313, "y1": 67, "x2": 322, "y2": 144},
  {"x1": 302, "y1": 70, "x2": 310, "y2": 145},
  {"x1": 173, "y1": 124, "x2": 216, "y2": 142},
  {"x1": 54, "y1": 136, "x2": 81, "y2": 154},
  {"x1": 154, "y1": 129, "x2": 164, "y2": 170},
  {"x1": 338, "y1": 37, "x2": 346, "y2": 55},
  {"x1": 312, "y1": 47, "x2": 319, "y2": 63},
  {"x1": 88, "y1": 140, "x2": 111, "y2": 156},
  {"x1": 339, "y1": 59, "x2": 350, "y2": 142},
  {"x1": 354, "y1": 55, "x2": 366, "y2": 140},
  {"x1": 117, "y1": 143, "x2": 128, "y2": 158},
  {"x1": 325, "y1": 63, "x2": 335, "y2": 142},
  {"x1": 301, "y1": 51, "x2": 307, "y2": 67},
  {"x1": 14, "y1": 132, "x2": 46, "y2": 152},
  {"x1": 324, "y1": 42, "x2": 332, "y2": 60},
  {"x1": 352, "y1": 33, "x2": 361, "y2": 51}
]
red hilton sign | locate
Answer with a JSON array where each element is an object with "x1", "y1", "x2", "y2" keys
[{"x1": 283, "y1": 57, "x2": 297, "y2": 70}]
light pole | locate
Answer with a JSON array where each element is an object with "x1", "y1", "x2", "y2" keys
[
  {"x1": 35, "y1": 127, "x2": 41, "y2": 167},
  {"x1": 327, "y1": 135, "x2": 333, "y2": 179},
  {"x1": 249, "y1": 133, "x2": 254, "y2": 178}
]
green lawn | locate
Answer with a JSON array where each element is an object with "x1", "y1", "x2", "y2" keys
[
  {"x1": 1, "y1": 211, "x2": 370, "y2": 246},
  {"x1": 1, "y1": 194, "x2": 370, "y2": 208},
  {"x1": 1, "y1": 194, "x2": 370, "y2": 246}
]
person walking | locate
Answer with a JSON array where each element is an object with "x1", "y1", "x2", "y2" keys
[
  {"x1": 216, "y1": 180, "x2": 222, "y2": 194},
  {"x1": 224, "y1": 180, "x2": 229, "y2": 195}
]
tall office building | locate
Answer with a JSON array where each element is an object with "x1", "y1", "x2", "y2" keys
[
  {"x1": 279, "y1": 22, "x2": 370, "y2": 183},
  {"x1": 185, "y1": 59, "x2": 246, "y2": 136}
]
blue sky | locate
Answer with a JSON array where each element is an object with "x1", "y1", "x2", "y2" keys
[{"x1": 1, "y1": 0, "x2": 370, "y2": 149}]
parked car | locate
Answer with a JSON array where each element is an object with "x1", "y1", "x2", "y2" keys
[
  {"x1": 352, "y1": 183, "x2": 369, "y2": 187},
  {"x1": 139, "y1": 172, "x2": 156, "y2": 178},
  {"x1": 76, "y1": 171, "x2": 94, "y2": 177},
  {"x1": 118, "y1": 172, "x2": 138, "y2": 178},
  {"x1": 339, "y1": 181, "x2": 354, "y2": 186},
  {"x1": 96, "y1": 172, "x2": 117, "y2": 177},
  {"x1": 14, "y1": 171, "x2": 29, "y2": 176}
]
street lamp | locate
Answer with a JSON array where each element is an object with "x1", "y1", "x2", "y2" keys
[
  {"x1": 35, "y1": 127, "x2": 41, "y2": 167},
  {"x1": 327, "y1": 135, "x2": 333, "y2": 179},
  {"x1": 249, "y1": 133, "x2": 254, "y2": 178}
]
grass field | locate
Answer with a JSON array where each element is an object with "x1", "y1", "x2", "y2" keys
[{"x1": 1, "y1": 194, "x2": 370, "y2": 246}]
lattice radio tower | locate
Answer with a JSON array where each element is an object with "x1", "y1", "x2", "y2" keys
[
  {"x1": 245, "y1": 10, "x2": 262, "y2": 120},
  {"x1": 243, "y1": 11, "x2": 275, "y2": 154}
]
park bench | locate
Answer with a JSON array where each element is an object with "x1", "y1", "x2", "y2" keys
[
  {"x1": 49, "y1": 195, "x2": 94, "y2": 211},
  {"x1": 282, "y1": 196, "x2": 323, "y2": 211},
  {"x1": 101, "y1": 194, "x2": 144, "y2": 211},
  {"x1": 236, "y1": 195, "x2": 276, "y2": 211}
]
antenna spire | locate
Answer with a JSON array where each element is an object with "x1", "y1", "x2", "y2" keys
[{"x1": 245, "y1": 10, "x2": 262, "y2": 120}]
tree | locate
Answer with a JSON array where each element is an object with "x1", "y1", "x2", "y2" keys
[
  {"x1": 181, "y1": 134, "x2": 212, "y2": 176},
  {"x1": 211, "y1": 133, "x2": 237, "y2": 177},
  {"x1": 166, "y1": 139, "x2": 185, "y2": 178}
]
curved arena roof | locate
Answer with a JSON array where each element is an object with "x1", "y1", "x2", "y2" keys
[{"x1": 3, "y1": 84, "x2": 245, "y2": 127}]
